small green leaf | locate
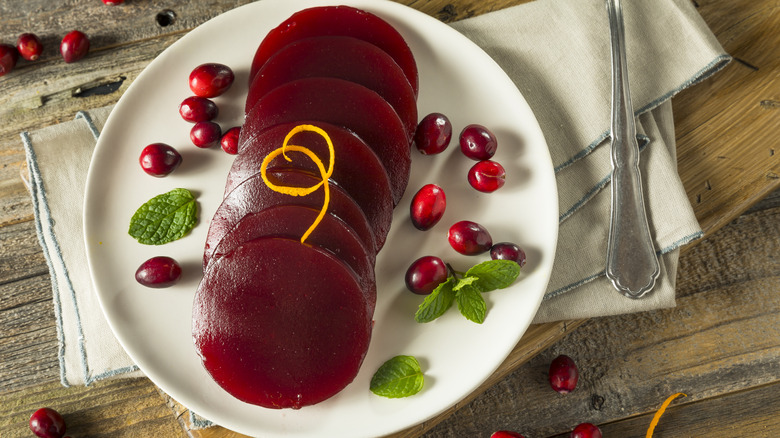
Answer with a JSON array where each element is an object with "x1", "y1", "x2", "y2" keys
[
  {"x1": 414, "y1": 277, "x2": 455, "y2": 323},
  {"x1": 455, "y1": 284, "x2": 486, "y2": 324},
  {"x1": 129, "y1": 188, "x2": 198, "y2": 245},
  {"x1": 465, "y1": 259, "x2": 521, "y2": 292},
  {"x1": 452, "y1": 275, "x2": 478, "y2": 291},
  {"x1": 370, "y1": 355, "x2": 424, "y2": 398}
]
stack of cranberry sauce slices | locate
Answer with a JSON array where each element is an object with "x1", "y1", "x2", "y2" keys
[{"x1": 192, "y1": 6, "x2": 419, "y2": 410}]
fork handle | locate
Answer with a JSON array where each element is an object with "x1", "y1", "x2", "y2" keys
[{"x1": 605, "y1": 0, "x2": 660, "y2": 298}]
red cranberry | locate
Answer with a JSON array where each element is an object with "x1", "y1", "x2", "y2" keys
[
  {"x1": 405, "y1": 256, "x2": 448, "y2": 295},
  {"x1": 460, "y1": 124, "x2": 498, "y2": 160},
  {"x1": 102, "y1": 0, "x2": 124, "y2": 4},
  {"x1": 60, "y1": 30, "x2": 89, "y2": 63},
  {"x1": 0, "y1": 44, "x2": 19, "y2": 77},
  {"x1": 29, "y1": 407, "x2": 66, "y2": 438},
  {"x1": 549, "y1": 354, "x2": 579, "y2": 394},
  {"x1": 189, "y1": 63, "x2": 235, "y2": 98},
  {"x1": 491, "y1": 432, "x2": 525, "y2": 438},
  {"x1": 220, "y1": 126, "x2": 240, "y2": 154},
  {"x1": 414, "y1": 112, "x2": 452, "y2": 155},
  {"x1": 139, "y1": 143, "x2": 182, "y2": 177},
  {"x1": 135, "y1": 256, "x2": 182, "y2": 288},
  {"x1": 179, "y1": 96, "x2": 218, "y2": 123},
  {"x1": 190, "y1": 121, "x2": 222, "y2": 148},
  {"x1": 16, "y1": 33, "x2": 43, "y2": 61},
  {"x1": 448, "y1": 220, "x2": 492, "y2": 255},
  {"x1": 410, "y1": 183, "x2": 446, "y2": 231},
  {"x1": 468, "y1": 160, "x2": 506, "y2": 192},
  {"x1": 490, "y1": 242, "x2": 526, "y2": 267},
  {"x1": 571, "y1": 423, "x2": 602, "y2": 438}
]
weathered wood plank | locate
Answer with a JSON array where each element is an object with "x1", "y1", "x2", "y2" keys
[
  {"x1": 673, "y1": 0, "x2": 780, "y2": 235},
  {"x1": 553, "y1": 381, "x2": 780, "y2": 438},
  {"x1": 0, "y1": 379, "x2": 186, "y2": 438},
  {"x1": 0, "y1": 273, "x2": 60, "y2": 391},
  {"x1": 0, "y1": 32, "x2": 182, "y2": 140},
  {"x1": 0, "y1": 139, "x2": 33, "y2": 227},
  {"x1": 0, "y1": 220, "x2": 48, "y2": 284}
]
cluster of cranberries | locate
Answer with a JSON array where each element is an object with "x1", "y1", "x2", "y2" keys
[
  {"x1": 139, "y1": 62, "x2": 238, "y2": 179},
  {"x1": 490, "y1": 355, "x2": 603, "y2": 437},
  {"x1": 135, "y1": 62, "x2": 238, "y2": 289},
  {"x1": 0, "y1": 30, "x2": 91, "y2": 78},
  {"x1": 404, "y1": 112, "x2": 524, "y2": 295},
  {"x1": 414, "y1": 113, "x2": 506, "y2": 193},
  {"x1": 177, "y1": 63, "x2": 240, "y2": 153}
]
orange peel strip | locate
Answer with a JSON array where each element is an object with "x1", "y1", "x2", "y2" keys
[
  {"x1": 259, "y1": 124, "x2": 335, "y2": 243},
  {"x1": 646, "y1": 392, "x2": 687, "y2": 438}
]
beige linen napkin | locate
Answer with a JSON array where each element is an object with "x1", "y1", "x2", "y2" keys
[{"x1": 21, "y1": 0, "x2": 727, "y2": 399}]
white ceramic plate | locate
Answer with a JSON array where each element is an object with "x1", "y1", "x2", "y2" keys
[{"x1": 84, "y1": 1, "x2": 558, "y2": 436}]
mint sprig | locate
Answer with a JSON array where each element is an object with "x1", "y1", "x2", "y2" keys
[
  {"x1": 128, "y1": 188, "x2": 198, "y2": 245},
  {"x1": 415, "y1": 259, "x2": 521, "y2": 324},
  {"x1": 370, "y1": 355, "x2": 424, "y2": 398}
]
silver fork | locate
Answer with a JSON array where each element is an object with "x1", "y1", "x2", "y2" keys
[{"x1": 604, "y1": 0, "x2": 660, "y2": 299}]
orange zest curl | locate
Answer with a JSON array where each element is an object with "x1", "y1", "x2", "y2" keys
[
  {"x1": 646, "y1": 392, "x2": 687, "y2": 438},
  {"x1": 260, "y1": 124, "x2": 335, "y2": 244}
]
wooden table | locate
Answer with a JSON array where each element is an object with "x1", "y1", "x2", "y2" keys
[{"x1": 1, "y1": 0, "x2": 777, "y2": 437}]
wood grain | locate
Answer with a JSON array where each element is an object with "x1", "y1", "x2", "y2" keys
[
  {"x1": 0, "y1": 379, "x2": 185, "y2": 438},
  {"x1": 554, "y1": 382, "x2": 780, "y2": 438},
  {"x1": 674, "y1": 0, "x2": 780, "y2": 235}
]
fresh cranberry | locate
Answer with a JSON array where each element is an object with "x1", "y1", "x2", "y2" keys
[
  {"x1": 102, "y1": 0, "x2": 124, "y2": 4},
  {"x1": 405, "y1": 256, "x2": 448, "y2": 295},
  {"x1": 220, "y1": 126, "x2": 240, "y2": 155},
  {"x1": 135, "y1": 256, "x2": 182, "y2": 288},
  {"x1": 16, "y1": 33, "x2": 43, "y2": 61},
  {"x1": 190, "y1": 121, "x2": 222, "y2": 148},
  {"x1": 549, "y1": 354, "x2": 579, "y2": 394},
  {"x1": 60, "y1": 30, "x2": 90, "y2": 63},
  {"x1": 189, "y1": 63, "x2": 235, "y2": 98},
  {"x1": 414, "y1": 112, "x2": 452, "y2": 155},
  {"x1": 179, "y1": 96, "x2": 218, "y2": 123},
  {"x1": 468, "y1": 160, "x2": 506, "y2": 192},
  {"x1": 29, "y1": 407, "x2": 66, "y2": 438},
  {"x1": 448, "y1": 220, "x2": 492, "y2": 255},
  {"x1": 571, "y1": 423, "x2": 602, "y2": 438},
  {"x1": 491, "y1": 431, "x2": 525, "y2": 438},
  {"x1": 0, "y1": 44, "x2": 19, "y2": 77},
  {"x1": 139, "y1": 143, "x2": 182, "y2": 177},
  {"x1": 490, "y1": 242, "x2": 526, "y2": 267},
  {"x1": 410, "y1": 183, "x2": 446, "y2": 231},
  {"x1": 460, "y1": 124, "x2": 498, "y2": 160}
]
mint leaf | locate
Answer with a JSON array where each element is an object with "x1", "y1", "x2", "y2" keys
[
  {"x1": 414, "y1": 277, "x2": 455, "y2": 323},
  {"x1": 456, "y1": 284, "x2": 486, "y2": 324},
  {"x1": 370, "y1": 355, "x2": 424, "y2": 398},
  {"x1": 465, "y1": 259, "x2": 520, "y2": 292},
  {"x1": 129, "y1": 188, "x2": 198, "y2": 245}
]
